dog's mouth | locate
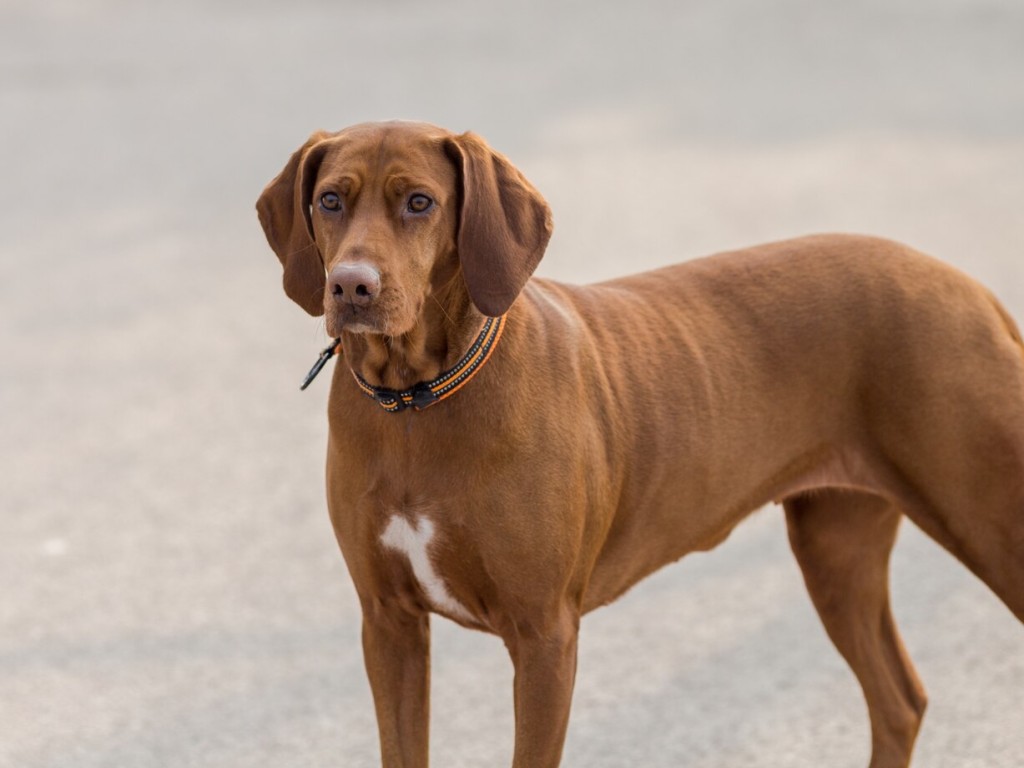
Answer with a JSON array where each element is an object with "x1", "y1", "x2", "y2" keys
[
  {"x1": 326, "y1": 304, "x2": 382, "y2": 336},
  {"x1": 326, "y1": 298, "x2": 420, "y2": 338}
]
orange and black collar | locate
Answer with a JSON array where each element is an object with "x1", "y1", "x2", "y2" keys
[{"x1": 299, "y1": 314, "x2": 507, "y2": 413}]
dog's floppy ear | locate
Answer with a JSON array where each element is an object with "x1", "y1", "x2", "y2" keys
[
  {"x1": 256, "y1": 131, "x2": 332, "y2": 316},
  {"x1": 444, "y1": 132, "x2": 553, "y2": 317}
]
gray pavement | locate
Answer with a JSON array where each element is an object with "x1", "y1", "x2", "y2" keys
[{"x1": 2, "y1": 1, "x2": 1023, "y2": 766}]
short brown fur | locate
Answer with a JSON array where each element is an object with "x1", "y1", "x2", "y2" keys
[{"x1": 258, "y1": 121, "x2": 1024, "y2": 768}]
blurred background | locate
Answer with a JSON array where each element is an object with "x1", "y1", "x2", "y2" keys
[{"x1": 2, "y1": 1, "x2": 1022, "y2": 766}]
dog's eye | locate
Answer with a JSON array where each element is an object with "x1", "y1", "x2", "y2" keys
[
  {"x1": 320, "y1": 192, "x2": 342, "y2": 212},
  {"x1": 407, "y1": 194, "x2": 433, "y2": 214}
]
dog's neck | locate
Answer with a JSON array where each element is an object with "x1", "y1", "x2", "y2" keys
[{"x1": 339, "y1": 284, "x2": 483, "y2": 392}]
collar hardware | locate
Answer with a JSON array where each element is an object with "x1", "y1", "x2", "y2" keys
[
  {"x1": 299, "y1": 314, "x2": 507, "y2": 413},
  {"x1": 300, "y1": 340, "x2": 342, "y2": 391}
]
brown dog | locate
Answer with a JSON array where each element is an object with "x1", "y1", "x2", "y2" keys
[{"x1": 257, "y1": 121, "x2": 1024, "y2": 768}]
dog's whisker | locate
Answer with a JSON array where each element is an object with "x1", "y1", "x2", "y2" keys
[{"x1": 430, "y1": 294, "x2": 455, "y2": 328}]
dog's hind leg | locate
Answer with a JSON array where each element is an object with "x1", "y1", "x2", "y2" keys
[
  {"x1": 784, "y1": 491, "x2": 927, "y2": 768},
  {"x1": 875, "y1": 300, "x2": 1024, "y2": 624},
  {"x1": 899, "y1": 488, "x2": 1024, "y2": 625},
  {"x1": 878, "y1": 395, "x2": 1024, "y2": 625}
]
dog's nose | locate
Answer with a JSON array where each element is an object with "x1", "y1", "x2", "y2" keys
[{"x1": 329, "y1": 263, "x2": 381, "y2": 306}]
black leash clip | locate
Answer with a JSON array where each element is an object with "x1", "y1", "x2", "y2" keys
[{"x1": 300, "y1": 339, "x2": 341, "y2": 391}]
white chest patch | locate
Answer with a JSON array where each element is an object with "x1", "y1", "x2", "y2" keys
[{"x1": 380, "y1": 515, "x2": 473, "y2": 622}]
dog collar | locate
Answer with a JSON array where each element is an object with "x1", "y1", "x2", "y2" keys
[{"x1": 300, "y1": 315, "x2": 507, "y2": 413}]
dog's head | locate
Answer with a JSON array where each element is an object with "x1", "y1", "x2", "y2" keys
[{"x1": 256, "y1": 122, "x2": 553, "y2": 336}]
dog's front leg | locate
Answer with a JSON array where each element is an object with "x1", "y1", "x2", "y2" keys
[
  {"x1": 505, "y1": 609, "x2": 580, "y2": 768},
  {"x1": 362, "y1": 609, "x2": 430, "y2": 768}
]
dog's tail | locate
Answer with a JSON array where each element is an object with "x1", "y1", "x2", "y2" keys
[{"x1": 988, "y1": 291, "x2": 1024, "y2": 351}]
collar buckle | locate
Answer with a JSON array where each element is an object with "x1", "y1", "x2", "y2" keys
[
  {"x1": 371, "y1": 388, "x2": 404, "y2": 411},
  {"x1": 410, "y1": 383, "x2": 439, "y2": 410}
]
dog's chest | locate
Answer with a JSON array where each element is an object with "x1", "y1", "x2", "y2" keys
[{"x1": 378, "y1": 511, "x2": 477, "y2": 624}]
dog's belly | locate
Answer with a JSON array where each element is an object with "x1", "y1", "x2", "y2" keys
[
  {"x1": 581, "y1": 445, "x2": 892, "y2": 612},
  {"x1": 770, "y1": 446, "x2": 887, "y2": 503}
]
